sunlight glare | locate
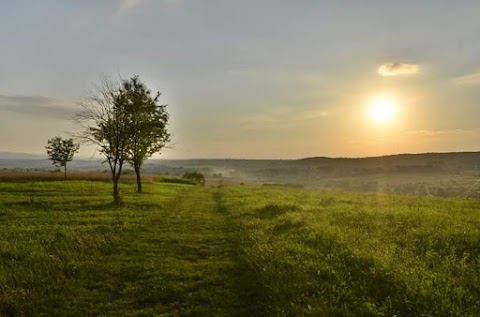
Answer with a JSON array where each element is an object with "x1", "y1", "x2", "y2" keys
[{"x1": 368, "y1": 96, "x2": 397, "y2": 124}]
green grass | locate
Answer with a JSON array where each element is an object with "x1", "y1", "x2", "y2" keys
[{"x1": 0, "y1": 181, "x2": 479, "y2": 316}]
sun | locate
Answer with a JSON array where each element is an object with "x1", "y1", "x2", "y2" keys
[{"x1": 368, "y1": 96, "x2": 397, "y2": 123}]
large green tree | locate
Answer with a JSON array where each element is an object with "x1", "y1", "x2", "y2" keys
[
  {"x1": 45, "y1": 137, "x2": 80, "y2": 180},
  {"x1": 74, "y1": 78, "x2": 131, "y2": 204},
  {"x1": 74, "y1": 76, "x2": 170, "y2": 203},
  {"x1": 121, "y1": 76, "x2": 170, "y2": 193}
]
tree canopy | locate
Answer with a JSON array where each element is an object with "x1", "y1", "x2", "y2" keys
[
  {"x1": 121, "y1": 76, "x2": 170, "y2": 193},
  {"x1": 45, "y1": 137, "x2": 80, "y2": 180},
  {"x1": 74, "y1": 75, "x2": 170, "y2": 203}
]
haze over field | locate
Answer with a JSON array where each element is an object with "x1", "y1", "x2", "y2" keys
[
  {"x1": 1, "y1": 1, "x2": 479, "y2": 158},
  {"x1": 3, "y1": 3, "x2": 480, "y2": 315}
]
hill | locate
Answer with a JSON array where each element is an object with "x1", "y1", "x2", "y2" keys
[{"x1": 1, "y1": 151, "x2": 479, "y2": 197}]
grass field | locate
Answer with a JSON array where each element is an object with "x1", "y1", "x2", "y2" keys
[{"x1": 0, "y1": 181, "x2": 479, "y2": 316}]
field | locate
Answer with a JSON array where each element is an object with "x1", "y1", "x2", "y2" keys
[{"x1": 0, "y1": 180, "x2": 479, "y2": 316}]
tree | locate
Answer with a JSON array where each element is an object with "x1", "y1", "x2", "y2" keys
[
  {"x1": 74, "y1": 75, "x2": 171, "y2": 203},
  {"x1": 120, "y1": 76, "x2": 170, "y2": 193},
  {"x1": 45, "y1": 137, "x2": 80, "y2": 180},
  {"x1": 74, "y1": 78, "x2": 131, "y2": 204}
]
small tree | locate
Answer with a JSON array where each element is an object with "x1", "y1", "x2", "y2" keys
[
  {"x1": 121, "y1": 76, "x2": 170, "y2": 193},
  {"x1": 45, "y1": 137, "x2": 80, "y2": 180},
  {"x1": 74, "y1": 78, "x2": 130, "y2": 204}
]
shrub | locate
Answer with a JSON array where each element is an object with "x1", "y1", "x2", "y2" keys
[{"x1": 182, "y1": 172, "x2": 205, "y2": 185}]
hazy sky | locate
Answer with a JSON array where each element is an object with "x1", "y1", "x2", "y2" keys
[{"x1": 1, "y1": 0, "x2": 479, "y2": 159}]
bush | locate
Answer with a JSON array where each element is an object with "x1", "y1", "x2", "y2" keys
[
  {"x1": 182, "y1": 172, "x2": 205, "y2": 185},
  {"x1": 156, "y1": 176, "x2": 196, "y2": 185}
]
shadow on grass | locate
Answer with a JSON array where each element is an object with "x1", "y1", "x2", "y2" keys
[
  {"x1": 254, "y1": 203, "x2": 301, "y2": 219},
  {"x1": 272, "y1": 218, "x2": 306, "y2": 235},
  {"x1": 1, "y1": 199, "x2": 169, "y2": 214},
  {"x1": 302, "y1": 232, "x2": 436, "y2": 316},
  {"x1": 0, "y1": 209, "x2": 7, "y2": 222},
  {"x1": 2, "y1": 200, "x2": 121, "y2": 212},
  {"x1": 213, "y1": 191, "x2": 269, "y2": 316}
]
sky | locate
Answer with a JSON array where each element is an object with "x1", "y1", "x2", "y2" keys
[{"x1": 0, "y1": 0, "x2": 479, "y2": 159}]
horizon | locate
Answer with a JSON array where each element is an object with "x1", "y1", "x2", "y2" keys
[
  {"x1": 2, "y1": 149, "x2": 480, "y2": 162},
  {"x1": 1, "y1": 1, "x2": 480, "y2": 159}
]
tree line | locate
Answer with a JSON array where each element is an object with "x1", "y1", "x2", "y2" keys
[{"x1": 46, "y1": 75, "x2": 170, "y2": 205}]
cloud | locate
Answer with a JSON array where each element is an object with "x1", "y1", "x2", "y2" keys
[
  {"x1": 378, "y1": 63, "x2": 419, "y2": 77},
  {"x1": 116, "y1": 0, "x2": 179, "y2": 16},
  {"x1": 0, "y1": 95, "x2": 73, "y2": 119},
  {"x1": 452, "y1": 71, "x2": 480, "y2": 86},
  {"x1": 118, "y1": 0, "x2": 143, "y2": 14}
]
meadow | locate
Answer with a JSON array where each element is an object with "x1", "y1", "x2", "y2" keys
[{"x1": 0, "y1": 180, "x2": 479, "y2": 316}]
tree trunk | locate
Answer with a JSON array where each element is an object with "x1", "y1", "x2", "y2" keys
[
  {"x1": 110, "y1": 161, "x2": 123, "y2": 205},
  {"x1": 64, "y1": 164, "x2": 67, "y2": 180},
  {"x1": 134, "y1": 165, "x2": 142, "y2": 193},
  {"x1": 113, "y1": 178, "x2": 122, "y2": 205}
]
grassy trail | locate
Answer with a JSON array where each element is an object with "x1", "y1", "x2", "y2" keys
[{"x1": 141, "y1": 187, "x2": 264, "y2": 316}]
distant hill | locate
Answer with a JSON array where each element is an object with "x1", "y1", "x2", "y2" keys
[
  {"x1": 1, "y1": 151, "x2": 479, "y2": 197},
  {"x1": 0, "y1": 152, "x2": 103, "y2": 170},
  {"x1": 296, "y1": 152, "x2": 480, "y2": 171},
  {"x1": 299, "y1": 152, "x2": 480, "y2": 164},
  {"x1": 0, "y1": 152, "x2": 47, "y2": 160},
  {"x1": 1, "y1": 150, "x2": 480, "y2": 178}
]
